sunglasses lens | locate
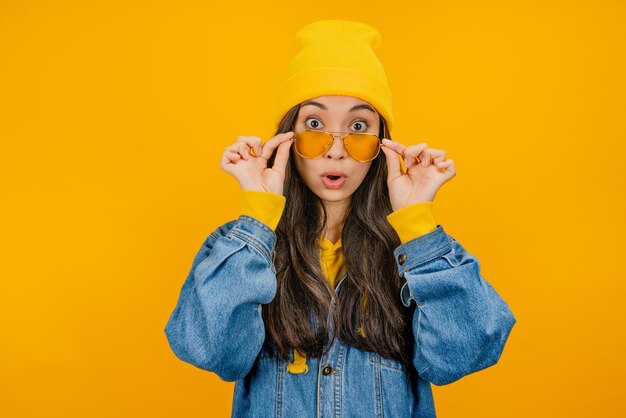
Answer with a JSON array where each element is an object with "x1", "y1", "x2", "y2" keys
[
  {"x1": 344, "y1": 134, "x2": 380, "y2": 162},
  {"x1": 294, "y1": 131, "x2": 381, "y2": 161},
  {"x1": 295, "y1": 131, "x2": 332, "y2": 158}
]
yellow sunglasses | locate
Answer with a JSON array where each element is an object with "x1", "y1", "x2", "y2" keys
[{"x1": 290, "y1": 123, "x2": 382, "y2": 162}]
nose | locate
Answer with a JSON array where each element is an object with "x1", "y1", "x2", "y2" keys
[{"x1": 324, "y1": 134, "x2": 347, "y2": 160}]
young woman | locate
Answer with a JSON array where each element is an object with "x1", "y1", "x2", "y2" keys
[{"x1": 165, "y1": 20, "x2": 516, "y2": 417}]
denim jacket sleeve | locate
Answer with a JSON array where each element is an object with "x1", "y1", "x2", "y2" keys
[
  {"x1": 395, "y1": 224, "x2": 517, "y2": 386},
  {"x1": 164, "y1": 215, "x2": 278, "y2": 382}
]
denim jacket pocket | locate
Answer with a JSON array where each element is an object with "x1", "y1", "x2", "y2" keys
[
  {"x1": 368, "y1": 351, "x2": 413, "y2": 418},
  {"x1": 367, "y1": 351, "x2": 406, "y2": 373}
]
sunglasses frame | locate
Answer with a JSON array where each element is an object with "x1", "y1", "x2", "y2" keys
[{"x1": 290, "y1": 122, "x2": 382, "y2": 162}]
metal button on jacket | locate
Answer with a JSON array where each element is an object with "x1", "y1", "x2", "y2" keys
[
  {"x1": 322, "y1": 365, "x2": 335, "y2": 375},
  {"x1": 398, "y1": 253, "x2": 407, "y2": 265}
]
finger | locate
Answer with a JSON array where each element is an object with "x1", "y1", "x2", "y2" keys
[
  {"x1": 233, "y1": 136, "x2": 260, "y2": 157},
  {"x1": 432, "y1": 150, "x2": 447, "y2": 164},
  {"x1": 401, "y1": 143, "x2": 429, "y2": 168},
  {"x1": 420, "y1": 149, "x2": 433, "y2": 167},
  {"x1": 421, "y1": 148, "x2": 445, "y2": 167},
  {"x1": 381, "y1": 138, "x2": 408, "y2": 157},
  {"x1": 250, "y1": 142, "x2": 262, "y2": 157},
  {"x1": 235, "y1": 136, "x2": 263, "y2": 157},
  {"x1": 238, "y1": 143, "x2": 250, "y2": 160},
  {"x1": 380, "y1": 140, "x2": 403, "y2": 180},
  {"x1": 243, "y1": 137, "x2": 264, "y2": 157},
  {"x1": 445, "y1": 159, "x2": 456, "y2": 174},
  {"x1": 271, "y1": 138, "x2": 293, "y2": 176},
  {"x1": 225, "y1": 143, "x2": 243, "y2": 152},
  {"x1": 434, "y1": 160, "x2": 451, "y2": 172},
  {"x1": 220, "y1": 150, "x2": 241, "y2": 167},
  {"x1": 261, "y1": 131, "x2": 294, "y2": 160},
  {"x1": 381, "y1": 138, "x2": 407, "y2": 171},
  {"x1": 226, "y1": 151, "x2": 242, "y2": 163},
  {"x1": 435, "y1": 159, "x2": 451, "y2": 168},
  {"x1": 247, "y1": 141, "x2": 262, "y2": 157},
  {"x1": 425, "y1": 149, "x2": 444, "y2": 159},
  {"x1": 382, "y1": 139, "x2": 429, "y2": 169},
  {"x1": 236, "y1": 135, "x2": 260, "y2": 145},
  {"x1": 436, "y1": 159, "x2": 455, "y2": 174}
]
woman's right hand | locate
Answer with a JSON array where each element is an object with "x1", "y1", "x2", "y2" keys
[{"x1": 219, "y1": 131, "x2": 295, "y2": 195}]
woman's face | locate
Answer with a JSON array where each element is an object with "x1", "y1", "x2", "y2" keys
[{"x1": 292, "y1": 95, "x2": 380, "y2": 207}]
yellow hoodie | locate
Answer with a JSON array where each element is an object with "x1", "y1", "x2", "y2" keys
[{"x1": 239, "y1": 189, "x2": 437, "y2": 374}]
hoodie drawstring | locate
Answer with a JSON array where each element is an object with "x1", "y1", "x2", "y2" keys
[
  {"x1": 286, "y1": 348, "x2": 309, "y2": 374},
  {"x1": 357, "y1": 326, "x2": 366, "y2": 337},
  {"x1": 286, "y1": 326, "x2": 366, "y2": 374}
]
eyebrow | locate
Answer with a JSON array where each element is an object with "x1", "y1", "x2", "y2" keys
[{"x1": 300, "y1": 100, "x2": 376, "y2": 113}]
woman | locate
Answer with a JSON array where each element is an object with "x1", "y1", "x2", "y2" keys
[{"x1": 164, "y1": 20, "x2": 516, "y2": 417}]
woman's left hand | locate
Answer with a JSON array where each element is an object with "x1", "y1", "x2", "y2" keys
[{"x1": 380, "y1": 138, "x2": 456, "y2": 212}]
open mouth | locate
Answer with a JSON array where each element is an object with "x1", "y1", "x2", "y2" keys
[{"x1": 321, "y1": 174, "x2": 346, "y2": 189}]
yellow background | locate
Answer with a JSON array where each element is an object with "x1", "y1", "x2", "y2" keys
[{"x1": 1, "y1": 1, "x2": 624, "y2": 417}]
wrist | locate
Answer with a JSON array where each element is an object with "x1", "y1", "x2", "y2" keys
[{"x1": 393, "y1": 197, "x2": 435, "y2": 212}]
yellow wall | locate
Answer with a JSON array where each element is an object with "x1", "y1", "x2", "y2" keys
[{"x1": 1, "y1": 1, "x2": 624, "y2": 417}]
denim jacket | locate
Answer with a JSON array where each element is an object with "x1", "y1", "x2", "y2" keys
[{"x1": 164, "y1": 215, "x2": 516, "y2": 417}]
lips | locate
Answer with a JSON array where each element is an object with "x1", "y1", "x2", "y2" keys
[
  {"x1": 321, "y1": 171, "x2": 348, "y2": 180},
  {"x1": 320, "y1": 171, "x2": 347, "y2": 189}
]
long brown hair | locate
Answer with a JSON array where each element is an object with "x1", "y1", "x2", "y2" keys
[{"x1": 262, "y1": 102, "x2": 415, "y2": 374}]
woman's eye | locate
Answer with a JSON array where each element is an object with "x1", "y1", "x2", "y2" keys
[
  {"x1": 304, "y1": 118, "x2": 323, "y2": 129},
  {"x1": 350, "y1": 120, "x2": 368, "y2": 132},
  {"x1": 303, "y1": 117, "x2": 368, "y2": 131}
]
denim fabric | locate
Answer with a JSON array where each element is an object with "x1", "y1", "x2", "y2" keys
[{"x1": 165, "y1": 215, "x2": 516, "y2": 417}]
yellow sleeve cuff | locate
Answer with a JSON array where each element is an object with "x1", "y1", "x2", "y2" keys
[
  {"x1": 386, "y1": 201, "x2": 437, "y2": 244},
  {"x1": 240, "y1": 190, "x2": 286, "y2": 231}
]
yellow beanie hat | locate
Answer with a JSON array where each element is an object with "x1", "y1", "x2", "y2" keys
[{"x1": 274, "y1": 20, "x2": 394, "y2": 132}]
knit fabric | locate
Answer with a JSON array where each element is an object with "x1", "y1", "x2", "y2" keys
[
  {"x1": 274, "y1": 20, "x2": 394, "y2": 131},
  {"x1": 239, "y1": 190, "x2": 286, "y2": 231}
]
